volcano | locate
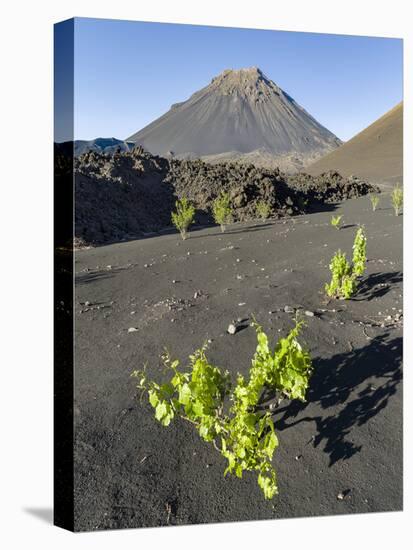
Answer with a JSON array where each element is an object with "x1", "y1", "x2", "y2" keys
[{"x1": 127, "y1": 67, "x2": 341, "y2": 171}]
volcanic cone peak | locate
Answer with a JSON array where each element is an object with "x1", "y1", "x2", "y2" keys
[
  {"x1": 127, "y1": 67, "x2": 342, "y2": 169},
  {"x1": 209, "y1": 67, "x2": 281, "y2": 100}
]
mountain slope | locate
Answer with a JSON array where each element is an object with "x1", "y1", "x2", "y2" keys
[
  {"x1": 72, "y1": 138, "x2": 135, "y2": 156},
  {"x1": 127, "y1": 67, "x2": 341, "y2": 170},
  {"x1": 307, "y1": 102, "x2": 403, "y2": 186}
]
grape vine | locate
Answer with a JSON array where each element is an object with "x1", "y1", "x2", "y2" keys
[
  {"x1": 325, "y1": 226, "x2": 367, "y2": 299},
  {"x1": 132, "y1": 319, "x2": 313, "y2": 499}
]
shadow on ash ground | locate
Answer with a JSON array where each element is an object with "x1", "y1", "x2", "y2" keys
[{"x1": 73, "y1": 195, "x2": 402, "y2": 531}]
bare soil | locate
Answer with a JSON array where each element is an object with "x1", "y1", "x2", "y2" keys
[{"x1": 73, "y1": 194, "x2": 402, "y2": 531}]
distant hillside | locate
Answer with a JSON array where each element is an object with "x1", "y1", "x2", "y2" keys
[
  {"x1": 307, "y1": 102, "x2": 403, "y2": 187},
  {"x1": 127, "y1": 67, "x2": 341, "y2": 172},
  {"x1": 56, "y1": 138, "x2": 135, "y2": 157}
]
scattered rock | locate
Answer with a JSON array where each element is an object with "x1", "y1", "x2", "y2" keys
[
  {"x1": 227, "y1": 323, "x2": 238, "y2": 335},
  {"x1": 284, "y1": 305, "x2": 295, "y2": 314},
  {"x1": 305, "y1": 310, "x2": 315, "y2": 317},
  {"x1": 128, "y1": 327, "x2": 138, "y2": 333}
]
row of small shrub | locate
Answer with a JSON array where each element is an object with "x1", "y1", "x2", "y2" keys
[
  {"x1": 173, "y1": 185, "x2": 403, "y2": 240},
  {"x1": 369, "y1": 184, "x2": 403, "y2": 215},
  {"x1": 171, "y1": 194, "x2": 272, "y2": 239}
]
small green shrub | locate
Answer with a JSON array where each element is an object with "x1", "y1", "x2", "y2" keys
[
  {"x1": 133, "y1": 319, "x2": 313, "y2": 500},
  {"x1": 370, "y1": 194, "x2": 380, "y2": 212},
  {"x1": 171, "y1": 197, "x2": 195, "y2": 240},
  {"x1": 212, "y1": 192, "x2": 232, "y2": 232},
  {"x1": 330, "y1": 215, "x2": 342, "y2": 230},
  {"x1": 391, "y1": 185, "x2": 403, "y2": 216},
  {"x1": 256, "y1": 200, "x2": 271, "y2": 221},
  {"x1": 352, "y1": 226, "x2": 367, "y2": 277},
  {"x1": 325, "y1": 226, "x2": 367, "y2": 299},
  {"x1": 325, "y1": 250, "x2": 354, "y2": 299}
]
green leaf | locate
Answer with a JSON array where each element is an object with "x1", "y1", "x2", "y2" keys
[
  {"x1": 178, "y1": 383, "x2": 191, "y2": 405},
  {"x1": 236, "y1": 446, "x2": 246, "y2": 459},
  {"x1": 258, "y1": 471, "x2": 278, "y2": 499},
  {"x1": 155, "y1": 402, "x2": 167, "y2": 421},
  {"x1": 199, "y1": 424, "x2": 209, "y2": 439},
  {"x1": 161, "y1": 411, "x2": 174, "y2": 426},
  {"x1": 192, "y1": 400, "x2": 204, "y2": 416},
  {"x1": 257, "y1": 331, "x2": 269, "y2": 350},
  {"x1": 148, "y1": 390, "x2": 159, "y2": 408},
  {"x1": 160, "y1": 383, "x2": 174, "y2": 397}
]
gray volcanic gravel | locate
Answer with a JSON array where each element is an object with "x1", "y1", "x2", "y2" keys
[{"x1": 73, "y1": 194, "x2": 402, "y2": 531}]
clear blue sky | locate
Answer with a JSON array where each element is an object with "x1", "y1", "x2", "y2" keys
[{"x1": 70, "y1": 17, "x2": 402, "y2": 143}]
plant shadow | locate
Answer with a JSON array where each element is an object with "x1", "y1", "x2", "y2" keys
[
  {"x1": 354, "y1": 271, "x2": 403, "y2": 301},
  {"x1": 191, "y1": 221, "x2": 277, "y2": 238},
  {"x1": 272, "y1": 332, "x2": 402, "y2": 466}
]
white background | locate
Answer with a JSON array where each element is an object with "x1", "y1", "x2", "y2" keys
[{"x1": 0, "y1": 0, "x2": 411, "y2": 547}]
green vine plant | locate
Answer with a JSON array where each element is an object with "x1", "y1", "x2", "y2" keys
[
  {"x1": 325, "y1": 226, "x2": 367, "y2": 299},
  {"x1": 132, "y1": 318, "x2": 313, "y2": 500},
  {"x1": 212, "y1": 192, "x2": 233, "y2": 232},
  {"x1": 370, "y1": 194, "x2": 380, "y2": 212},
  {"x1": 330, "y1": 214, "x2": 343, "y2": 230},
  {"x1": 391, "y1": 184, "x2": 403, "y2": 216},
  {"x1": 171, "y1": 197, "x2": 195, "y2": 240},
  {"x1": 255, "y1": 200, "x2": 271, "y2": 221}
]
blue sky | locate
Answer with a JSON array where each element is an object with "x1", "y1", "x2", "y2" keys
[{"x1": 70, "y1": 17, "x2": 402, "y2": 143}]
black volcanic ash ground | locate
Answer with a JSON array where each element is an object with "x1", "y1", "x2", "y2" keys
[{"x1": 73, "y1": 194, "x2": 402, "y2": 531}]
